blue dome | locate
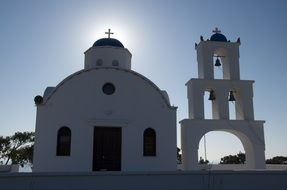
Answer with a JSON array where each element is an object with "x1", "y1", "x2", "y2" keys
[
  {"x1": 93, "y1": 38, "x2": 124, "y2": 48},
  {"x1": 210, "y1": 33, "x2": 227, "y2": 42}
]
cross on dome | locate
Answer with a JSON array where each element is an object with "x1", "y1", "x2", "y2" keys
[
  {"x1": 212, "y1": 27, "x2": 221, "y2": 34},
  {"x1": 105, "y1": 29, "x2": 114, "y2": 38}
]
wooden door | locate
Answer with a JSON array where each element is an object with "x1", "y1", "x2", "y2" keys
[{"x1": 93, "y1": 127, "x2": 122, "y2": 171}]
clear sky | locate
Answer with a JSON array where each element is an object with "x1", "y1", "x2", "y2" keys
[{"x1": 1, "y1": 0, "x2": 287, "y2": 163}]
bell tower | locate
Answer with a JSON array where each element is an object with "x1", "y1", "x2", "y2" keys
[
  {"x1": 196, "y1": 28, "x2": 240, "y2": 80},
  {"x1": 180, "y1": 28, "x2": 266, "y2": 170}
]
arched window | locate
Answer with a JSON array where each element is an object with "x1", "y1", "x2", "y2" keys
[
  {"x1": 112, "y1": 60, "x2": 119, "y2": 66},
  {"x1": 96, "y1": 59, "x2": 103, "y2": 66},
  {"x1": 143, "y1": 128, "x2": 156, "y2": 156},
  {"x1": 56, "y1": 127, "x2": 71, "y2": 156}
]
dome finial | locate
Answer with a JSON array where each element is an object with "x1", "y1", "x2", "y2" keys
[
  {"x1": 212, "y1": 27, "x2": 221, "y2": 34},
  {"x1": 105, "y1": 29, "x2": 114, "y2": 38}
]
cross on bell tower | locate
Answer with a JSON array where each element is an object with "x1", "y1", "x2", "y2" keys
[
  {"x1": 212, "y1": 27, "x2": 221, "y2": 34},
  {"x1": 105, "y1": 29, "x2": 114, "y2": 38}
]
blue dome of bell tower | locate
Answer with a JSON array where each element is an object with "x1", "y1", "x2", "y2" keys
[{"x1": 210, "y1": 27, "x2": 228, "y2": 42}]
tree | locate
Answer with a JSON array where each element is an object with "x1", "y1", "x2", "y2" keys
[
  {"x1": 220, "y1": 152, "x2": 245, "y2": 164},
  {"x1": 0, "y1": 131, "x2": 34, "y2": 166},
  {"x1": 199, "y1": 157, "x2": 209, "y2": 164},
  {"x1": 266, "y1": 156, "x2": 287, "y2": 164}
]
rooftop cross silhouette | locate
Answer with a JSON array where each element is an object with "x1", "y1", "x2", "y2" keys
[
  {"x1": 212, "y1": 27, "x2": 221, "y2": 34},
  {"x1": 105, "y1": 29, "x2": 114, "y2": 38}
]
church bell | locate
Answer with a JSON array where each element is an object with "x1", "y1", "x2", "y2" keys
[
  {"x1": 215, "y1": 57, "x2": 221, "y2": 67},
  {"x1": 208, "y1": 90, "x2": 216, "y2": 101},
  {"x1": 228, "y1": 91, "x2": 236, "y2": 101}
]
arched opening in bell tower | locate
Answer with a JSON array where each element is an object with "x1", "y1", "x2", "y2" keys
[
  {"x1": 228, "y1": 90, "x2": 237, "y2": 120},
  {"x1": 213, "y1": 48, "x2": 228, "y2": 80},
  {"x1": 204, "y1": 90, "x2": 213, "y2": 119},
  {"x1": 213, "y1": 55, "x2": 224, "y2": 79},
  {"x1": 229, "y1": 101, "x2": 236, "y2": 120},
  {"x1": 198, "y1": 131, "x2": 246, "y2": 167}
]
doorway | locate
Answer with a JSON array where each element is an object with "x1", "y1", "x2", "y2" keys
[{"x1": 93, "y1": 127, "x2": 122, "y2": 171}]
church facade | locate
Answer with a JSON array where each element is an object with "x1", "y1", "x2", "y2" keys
[
  {"x1": 33, "y1": 29, "x2": 266, "y2": 172},
  {"x1": 33, "y1": 30, "x2": 177, "y2": 172}
]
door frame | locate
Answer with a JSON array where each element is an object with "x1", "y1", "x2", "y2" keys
[{"x1": 93, "y1": 126, "x2": 122, "y2": 171}]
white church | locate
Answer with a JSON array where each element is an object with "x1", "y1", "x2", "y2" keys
[{"x1": 32, "y1": 28, "x2": 266, "y2": 172}]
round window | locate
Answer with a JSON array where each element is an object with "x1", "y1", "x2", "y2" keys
[{"x1": 102, "y1": 83, "x2": 115, "y2": 95}]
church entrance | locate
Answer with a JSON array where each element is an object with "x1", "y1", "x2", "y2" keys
[{"x1": 93, "y1": 127, "x2": 122, "y2": 171}]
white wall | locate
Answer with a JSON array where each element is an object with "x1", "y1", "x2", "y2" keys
[
  {"x1": 0, "y1": 171, "x2": 287, "y2": 190},
  {"x1": 84, "y1": 46, "x2": 132, "y2": 69},
  {"x1": 33, "y1": 68, "x2": 177, "y2": 172}
]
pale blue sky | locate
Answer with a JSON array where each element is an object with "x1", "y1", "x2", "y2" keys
[{"x1": 0, "y1": 0, "x2": 287, "y2": 162}]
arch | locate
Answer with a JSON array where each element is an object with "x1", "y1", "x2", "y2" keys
[
  {"x1": 213, "y1": 56, "x2": 223, "y2": 79},
  {"x1": 229, "y1": 100, "x2": 236, "y2": 120},
  {"x1": 197, "y1": 129, "x2": 257, "y2": 169},
  {"x1": 180, "y1": 119, "x2": 266, "y2": 170},
  {"x1": 198, "y1": 131, "x2": 245, "y2": 164},
  {"x1": 204, "y1": 90, "x2": 213, "y2": 119},
  {"x1": 213, "y1": 48, "x2": 228, "y2": 79},
  {"x1": 56, "y1": 127, "x2": 71, "y2": 156},
  {"x1": 143, "y1": 128, "x2": 156, "y2": 156},
  {"x1": 42, "y1": 67, "x2": 176, "y2": 109}
]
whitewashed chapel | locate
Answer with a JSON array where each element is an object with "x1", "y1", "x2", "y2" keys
[{"x1": 33, "y1": 29, "x2": 266, "y2": 172}]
